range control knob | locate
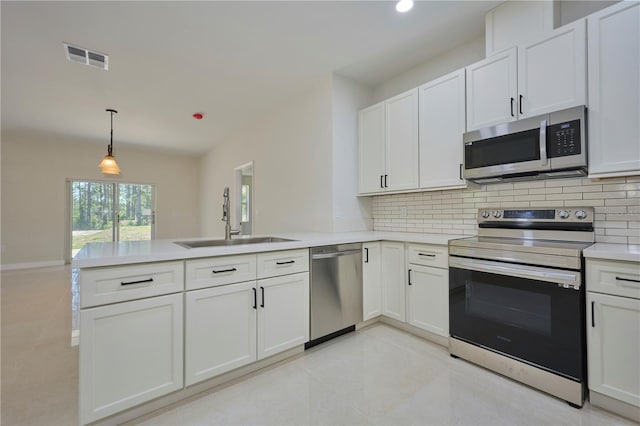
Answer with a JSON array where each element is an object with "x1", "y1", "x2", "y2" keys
[
  {"x1": 558, "y1": 210, "x2": 570, "y2": 219},
  {"x1": 481, "y1": 211, "x2": 490, "y2": 219},
  {"x1": 575, "y1": 210, "x2": 588, "y2": 220},
  {"x1": 493, "y1": 211, "x2": 502, "y2": 218}
]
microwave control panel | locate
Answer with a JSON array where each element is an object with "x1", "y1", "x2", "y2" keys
[{"x1": 547, "y1": 119, "x2": 581, "y2": 158}]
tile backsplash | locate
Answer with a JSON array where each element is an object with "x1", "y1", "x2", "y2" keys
[{"x1": 372, "y1": 176, "x2": 640, "y2": 245}]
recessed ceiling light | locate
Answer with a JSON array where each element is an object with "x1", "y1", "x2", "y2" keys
[{"x1": 396, "y1": 0, "x2": 414, "y2": 13}]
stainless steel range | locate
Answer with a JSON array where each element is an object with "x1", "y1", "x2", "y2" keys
[{"x1": 448, "y1": 207, "x2": 594, "y2": 407}]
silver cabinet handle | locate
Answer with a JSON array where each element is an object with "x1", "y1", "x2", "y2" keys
[{"x1": 540, "y1": 119, "x2": 548, "y2": 166}]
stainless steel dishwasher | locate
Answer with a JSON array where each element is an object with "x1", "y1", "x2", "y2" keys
[{"x1": 307, "y1": 243, "x2": 363, "y2": 348}]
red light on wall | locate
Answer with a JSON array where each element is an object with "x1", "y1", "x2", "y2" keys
[{"x1": 193, "y1": 112, "x2": 204, "y2": 120}]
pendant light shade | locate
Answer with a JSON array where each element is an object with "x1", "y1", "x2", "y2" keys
[{"x1": 99, "y1": 109, "x2": 121, "y2": 175}]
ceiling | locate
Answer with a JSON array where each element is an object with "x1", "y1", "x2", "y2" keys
[{"x1": 1, "y1": 1, "x2": 500, "y2": 154}]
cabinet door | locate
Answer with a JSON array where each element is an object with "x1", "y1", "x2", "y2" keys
[
  {"x1": 185, "y1": 282, "x2": 257, "y2": 386},
  {"x1": 587, "y1": 292, "x2": 640, "y2": 408},
  {"x1": 358, "y1": 102, "x2": 386, "y2": 194},
  {"x1": 363, "y1": 242, "x2": 382, "y2": 321},
  {"x1": 381, "y1": 242, "x2": 406, "y2": 322},
  {"x1": 588, "y1": 1, "x2": 640, "y2": 178},
  {"x1": 79, "y1": 294, "x2": 183, "y2": 425},
  {"x1": 385, "y1": 88, "x2": 419, "y2": 191},
  {"x1": 407, "y1": 265, "x2": 449, "y2": 337},
  {"x1": 466, "y1": 47, "x2": 518, "y2": 130},
  {"x1": 518, "y1": 19, "x2": 586, "y2": 117},
  {"x1": 257, "y1": 272, "x2": 309, "y2": 359},
  {"x1": 419, "y1": 69, "x2": 466, "y2": 190}
]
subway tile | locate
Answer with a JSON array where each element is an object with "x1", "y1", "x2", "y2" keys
[
  {"x1": 530, "y1": 200, "x2": 564, "y2": 207},
  {"x1": 603, "y1": 183, "x2": 640, "y2": 191},
  {"x1": 546, "y1": 193, "x2": 582, "y2": 201},
  {"x1": 586, "y1": 177, "x2": 626, "y2": 184},
  {"x1": 628, "y1": 236, "x2": 640, "y2": 244},
  {"x1": 562, "y1": 185, "x2": 603, "y2": 193},
  {"x1": 500, "y1": 201, "x2": 530, "y2": 208},
  {"x1": 564, "y1": 199, "x2": 605, "y2": 207},
  {"x1": 499, "y1": 189, "x2": 529, "y2": 196},
  {"x1": 595, "y1": 206, "x2": 628, "y2": 214},
  {"x1": 607, "y1": 214, "x2": 640, "y2": 221},
  {"x1": 595, "y1": 235, "x2": 628, "y2": 244},
  {"x1": 606, "y1": 228, "x2": 640, "y2": 237},
  {"x1": 486, "y1": 183, "x2": 513, "y2": 191},
  {"x1": 546, "y1": 178, "x2": 583, "y2": 187},
  {"x1": 512, "y1": 181, "x2": 546, "y2": 189},
  {"x1": 529, "y1": 187, "x2": 562, "y2": 195},
  {"x1": 515, "y1": 194, "x2": 545, "y2": 201},
  {"x1": 487, "y1": 196, "x2": 515, "y2": 203},
  {"x1": 606, "y1": 198, "x2": 640, "y2": 206},
  {"x1": 594, "y1": 221, "x2": 628, "y2": 229},
  {"x1": 583, "y1": 191, "x2": 627, "y2": 199},
  {"x1": 627, "y1": 176, "x2": 640, "y2": 183}
]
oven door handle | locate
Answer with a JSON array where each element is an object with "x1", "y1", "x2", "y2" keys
[{"x1": 449, "y1": 256, "x2": 581, "y2": 288}]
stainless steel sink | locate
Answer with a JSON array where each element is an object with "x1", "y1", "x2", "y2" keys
[{"x1": 175, "y1": 237, "x2": 296, "y2": 249}]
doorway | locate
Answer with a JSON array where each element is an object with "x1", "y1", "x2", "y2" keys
[{"x1": 68, "y1": 180, "x2": 155, "y2": 260}]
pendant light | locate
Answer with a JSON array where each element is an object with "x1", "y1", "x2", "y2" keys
[{"x1": 98, "y1": 108, "x2": 121, "y2": 175}]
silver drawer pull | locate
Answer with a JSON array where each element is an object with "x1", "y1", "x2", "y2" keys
[
  {"x1": 121, "y1": 278, "x2": 153, "y2": 286},
  {"x1": 418, "y1": 253, "x2": 436, "y2": 257},
  {"x1": 212, "y1": 267, "x2": 237, "y2": 274},
  {"x1": 276, "y1": 260, "x2": 295, "y2": 265}
]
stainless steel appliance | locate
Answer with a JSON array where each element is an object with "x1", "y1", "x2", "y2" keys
[
  {"x1": 307, "y1": 243, "x2": 363, "y2": 348},
  {"x1": 448, "y1": 207, "x2": 594, "y2": 407},
  {"x1": 463, "y1": 106, "x2": 587, "y2": 184}
]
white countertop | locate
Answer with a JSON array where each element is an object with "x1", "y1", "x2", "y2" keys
[
  {"x1": 72, "y1": 231, "x2": 469, "y2": 268},
  {"x1": 583, "y1": 243, "x2": 640, "y2": 263}
]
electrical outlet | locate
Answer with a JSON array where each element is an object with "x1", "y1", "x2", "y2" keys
[{"x1": 400, "y1": 207, "x2": 408, "y2": 217}]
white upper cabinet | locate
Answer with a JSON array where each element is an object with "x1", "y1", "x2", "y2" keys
[
  {"x1": 419, "y1": 69, "x2": 467, "y2": 190},
  {"x1": 466, "y1": 48, "x2": 518, "y2": 130},
  {"x1": 518, "y1": 19, "x2": 587, "y2": 117},
  {"x1": 358, "y1": 89, "x2": 419, "y2": 194},
  {"x1": 485, "y1": 0, "x2": 558, "y2": 57},
  {"x1": 358, "y1": 102, "x2": 386, "y2": 194},
  {"x1": 385, "y1": 89, "x2": 419, "y2": 191},
  {"x1": 587, "y1": 0, "x2": 640, "y2": 178},
  {"x1": 467, "y1": 19, "x2": 587, "y2": 131}
]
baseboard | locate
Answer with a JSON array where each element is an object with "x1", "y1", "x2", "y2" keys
[
  {"x1": 0, "y1": 260, "x2": 65, "y2": 271},
  {"x1": 590, "y1": 391, "x2": 640, "y2": 423}
]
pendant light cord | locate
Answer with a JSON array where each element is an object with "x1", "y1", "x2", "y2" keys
[{"x1": 106, "y1": 108, "x2": 118, "y2": 156}]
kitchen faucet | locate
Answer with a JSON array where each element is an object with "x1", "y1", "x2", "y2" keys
[{"x1": 222, "y1": 187, "x2": 240, "y2": 240}]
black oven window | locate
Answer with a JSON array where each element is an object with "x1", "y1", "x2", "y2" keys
[{"x1": 465, "y1": 281, "x2": 552, "y2": 336}]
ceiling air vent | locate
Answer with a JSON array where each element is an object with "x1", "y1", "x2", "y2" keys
[{"x1": 63, "y1": 43, "x2": 109, "y2": 70}]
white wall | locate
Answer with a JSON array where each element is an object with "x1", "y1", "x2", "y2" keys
[
  {"x1": 372, "y1": 37, "x2": 485, "y2": 104},
  {"x1": 331, "y1": 74, "x2": 373, "y2": 231},
  {"x1": 1, "y1": 132, "x2": 201, "y2": 267},
  {"x1": 200, "y1": 77, "x2": 334, "y2": 237}
]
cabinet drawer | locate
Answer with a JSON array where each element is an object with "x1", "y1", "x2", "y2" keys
[
  {"x1": 80, "y1": 261, "x2": 184, "y2": 308},
  {"x1": 587, "y1": 259, "x2": 640, "y2": 299},
  {"x1": 407, "y1": 244, "x2": 448, "y2": 269},
  {"x1": 186, "y1": 254, "x2": 257, "y2": 291},
  {"x1": 257, "y1": 249, "x2": 309, "y2": 279}
]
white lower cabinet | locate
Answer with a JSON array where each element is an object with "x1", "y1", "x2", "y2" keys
[
  {"x1": 79, "y1": 293, "x2": 183, "y2": 425},
  {"x1": 257, "y1": 272, "x2": 310, "y2": 359},
  {"x1": 185, "y1": 270, "x2": 310, "y2": 387},
  {"x1": 185, "y1": 281, "x2": 257, "y2": 386},
  {"x1": 586, "y1": 257, "x2": 640, "y2": 420},
  {"x1": 407, "y1": 264, "x2": 449, "y2": 337},
  {"x1": 381, "y1": 242, "x2": 406, "y2": 322},
  {"x1": 363, "y1": 242, "x2": 382, "y2": 321},
  {"x1": 587, "y1": 292, "x2": 640, "y2": 408}
]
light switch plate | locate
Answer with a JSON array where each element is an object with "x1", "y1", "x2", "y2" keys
[{"x1": 400, "y1": 207, "x2": 408, "y2": 217}]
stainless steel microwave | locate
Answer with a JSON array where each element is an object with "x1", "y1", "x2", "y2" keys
[{"x1": 463, "y1": 106, "x2": 587, "y2": 184}]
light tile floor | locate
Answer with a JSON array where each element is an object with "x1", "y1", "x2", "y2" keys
[{"x1": 2, "y1": 266, "x2": 638, "y2": 426}]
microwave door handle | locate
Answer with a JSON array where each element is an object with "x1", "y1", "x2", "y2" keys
[{"x1": 540, "y1": 119, "x2": 548, "y2": 166}]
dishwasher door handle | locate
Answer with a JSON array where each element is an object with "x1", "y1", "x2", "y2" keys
[{"x1": 311, "y1": 249, "x2": 363, "y2": 260}]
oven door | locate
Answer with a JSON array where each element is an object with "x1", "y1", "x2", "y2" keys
[
  {"x1": 463, "y1": 115, "x2": 551, "y2": 180},
  {"x1": 449, "y1": 256, "x2": 585, "y2": 381}
]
